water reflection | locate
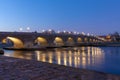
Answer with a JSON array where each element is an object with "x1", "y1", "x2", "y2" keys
[
  {"x1": 4, "y1": 50, "x2": 35, "y2": 60},
  {"x1": 4, "y1": 47, "x2": 105, "y2": 70},
  {"x1": 5, "y1": 47, "x2": 120, "y2": 74}
]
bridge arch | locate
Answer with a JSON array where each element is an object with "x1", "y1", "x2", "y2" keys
[
  {"x1": 2, "y1": 38, "x2": 7, "y2": 43},
  {"x1": 93, "y1": 39, "x2": 96, "y2": 42},
  {"x1": 84, "y1": 37, "x2": 88, "y2": 42},
  {"x1": 67, "y1": 37, "x2": 74, "y2": 44},
  {"x1": 54, "y1": 37, "x2": 64, "y2": 46},
  {"x1": 35, "y1": 37, "x2": 48, "y2": 46},
  {"x1": 6, "y1": 37, "x2": 24, "y2": 48},
  {"x1": 77, "y1": 37, "x2": 82, "y2": 43},
  {"x1": 89, "y1": 39, "x2": 92, "y2": 42}
]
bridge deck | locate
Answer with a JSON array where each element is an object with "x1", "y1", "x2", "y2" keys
[{"x1": 0, "y1": 56, "x2": 120, "y2": 80}]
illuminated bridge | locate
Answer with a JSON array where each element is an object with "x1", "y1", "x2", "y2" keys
[{"x1": 0, "y1": 32, "x2": 104, "y2": 48}]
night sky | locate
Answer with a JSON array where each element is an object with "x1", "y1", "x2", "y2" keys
[{"x1": 0, "y1": 0, "x2": 120, "y2": 35}]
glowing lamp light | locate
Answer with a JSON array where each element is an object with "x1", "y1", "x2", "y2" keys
[
  {"x1": 87, "y1": 33, "x2": 90, "y2": 36},
  {"x1": 74, "y1": 31, "x2": 77, "y2": 34},
  {"x1": 63, "y1": 30, "x2": 66, "y2": 33},
  {"x1": 42, "y1": 30, "x2": 45, "y2": 32},
  {"x1": 68, "y1": 32, "x2": 71, "y2": 34},
  {"x1": 27, "y1": 27, "x2": 30, "y2": 31},
  {"x1": 48, "y1": 29, "x2": 52, "y2": 32},
  {"x1": 57, "y1": 31, "x2": 60, "y2": 33},
  {"x1": 82, "y1": 32, "x2": 85, "y2": 35},
  {"x1": 19, "y1": 28, "x2": 23, "y2": 31},
  {"x1": 77, "y1": 32, "x2": 80, "y2": 34}
]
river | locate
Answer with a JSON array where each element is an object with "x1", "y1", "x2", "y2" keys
[{"x1": 3, "y1": 46, "x2": 120, "y2": 75}]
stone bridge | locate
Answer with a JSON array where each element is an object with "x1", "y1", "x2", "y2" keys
[{"x1": 0, "y1": 32, "x2": 103, "y2": 48}]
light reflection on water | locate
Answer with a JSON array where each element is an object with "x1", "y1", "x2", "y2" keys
[{"x1": 4, "y1": 47, "x2": 120, "y2": 74}]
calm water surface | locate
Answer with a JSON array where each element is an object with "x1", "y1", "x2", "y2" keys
[{"x1": 3, "y1": 47, "x2": 120, "y2": 75}]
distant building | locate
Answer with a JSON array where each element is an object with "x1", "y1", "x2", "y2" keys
[
  {"x1": 104, "y1": 32, "x2": 120, "y2": 42},
  {"x1": 110, "y1": 32, "x2": 120, "y2": 42},
  {"x1": 98, "y1": 32, "x2": 120, "y2": 42}
]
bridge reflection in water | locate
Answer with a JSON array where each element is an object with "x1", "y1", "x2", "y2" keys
[
  {"x1": 36, "y1": 47, "x2": 104, "y2": 68},
  {"x1": 4, "y1": 47, "x2": 104, "y2": 69}
]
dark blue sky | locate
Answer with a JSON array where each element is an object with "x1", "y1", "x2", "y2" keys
[{"x1": 0, "y1": 0, "x2": 120, "y2": 35}]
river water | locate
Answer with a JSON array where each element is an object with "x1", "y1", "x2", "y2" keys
[{"x1": 3, "y1": 46, "x2": 120, "y2": 75}]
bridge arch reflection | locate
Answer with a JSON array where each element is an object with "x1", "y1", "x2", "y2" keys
[
  {"x1": 4, "y1": 47, "x2": 105, "y2": 70},
  {"x1": 35, "y1": 47, "x2": 104, "y2": 68}
]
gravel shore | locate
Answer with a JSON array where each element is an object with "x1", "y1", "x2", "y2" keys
[{"x1": 0, "y1": 56, "x2": 120, "y2": 80}]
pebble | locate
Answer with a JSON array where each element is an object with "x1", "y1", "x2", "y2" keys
[{"x1": 0, "y1": 56, "x2": 120, "y2": 80}]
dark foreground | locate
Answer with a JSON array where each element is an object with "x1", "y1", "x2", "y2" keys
[{"x1": 0, "y1": 56, "x2": 120, "y2": 80}]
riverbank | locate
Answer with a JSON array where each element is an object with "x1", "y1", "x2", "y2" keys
[{"x1": 0, "y1": 56, "x2": 120, "y2": 80}]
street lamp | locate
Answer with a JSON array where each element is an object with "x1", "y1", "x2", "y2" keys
[
  {"x1": 57, "y1": 31, "x2": 60, "y2": 33},
  {"x1": 74, "y1": 31, "x2": 77, "y2": 34},
  {"x1": 42, "y1": 30, "x2": 45, "y2": 33},
  {"x1": 87, "y1": 33, "x2": 90, "y2": 36},
  {"x1": 77, "y1": 32, "x2": 80, "y2": 34},
  {"x1": 48, "y1": 29, "x2": 52, "y2": 32},
  {"x1": 27, "y1": 27, "x2": 30, "y2": 32},
  {"x1": 63, "y1": 30, "x2": 66, "y2": 33},
  {"x1": 19, "y1": 27, "x2": 23, "y2": 32},
  {"x1": 82, "y1": 32, "x2": 85, "y2": 35}
]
